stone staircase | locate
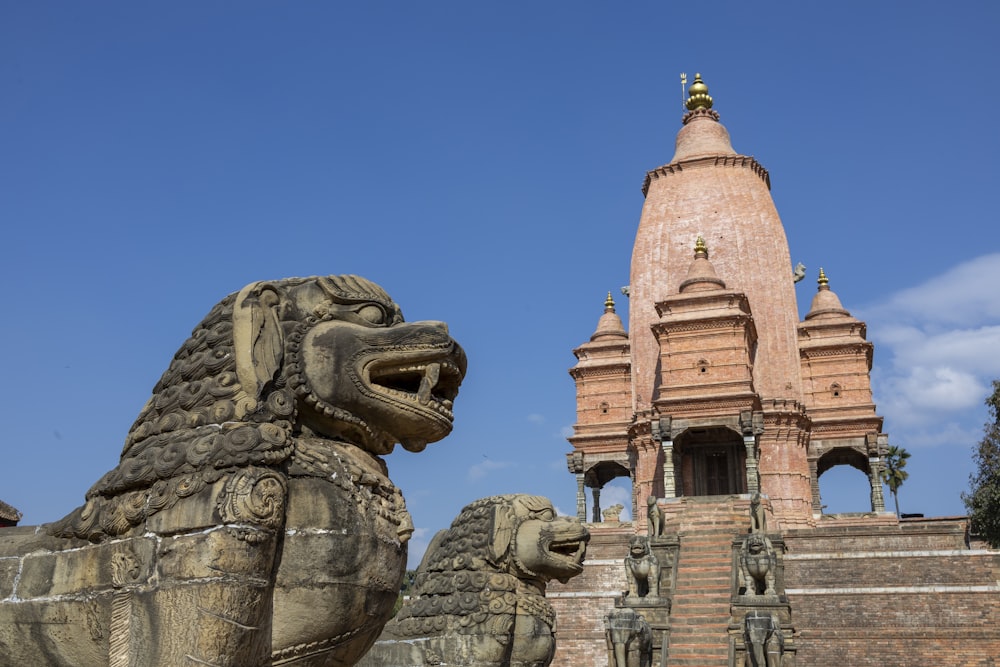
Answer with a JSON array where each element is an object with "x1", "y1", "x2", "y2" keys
[{"x1": 662, "y1": 497, "x2": 747, "y2": 667}]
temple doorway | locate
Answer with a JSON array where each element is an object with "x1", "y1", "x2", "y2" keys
[{"x1": 677, "y1": 427, "x2": 746, "y2": 497}]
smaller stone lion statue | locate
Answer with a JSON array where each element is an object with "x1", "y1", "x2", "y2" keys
[
  {"x1": 624, "y1": 535, "x2": 659, "y2": 599},
  {"x1": 739, "y1": 533, "x2": 777, "y2": 596},
  {"x1": 603, "y1": 503, "x2": 625, "y2": 522},
  {"x1": 359, "y1": 494, "x2": 590, "y2": 667}
]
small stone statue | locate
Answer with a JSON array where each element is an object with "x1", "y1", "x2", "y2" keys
[
  {"x1": 749, "y1": 491, "x2": 767, "y2": 534},
  {"x1": 646, "y1": 495, "x2": 663, "y2": 537},
  {"x1": 743, "y1": 611, "x2": 784, "y2": 667},
  {"x1": 0, "y1": 275, "x2": 467, "y2": 667},
  {"x1": 739, "y1": 533, "x2": 777, "y2": 596},
  {"x1": 625, "y1": 535, "x2": 660, "y2": 599},
  {"x1": 605, "y1": 607, "x2": 652, "y2": 667},
  {"x1": 792, "y1": 262, "x2": 806, "y2": 283},
  {"x1": 603, "y1": 503, "x2": 625, "y2": 522}
]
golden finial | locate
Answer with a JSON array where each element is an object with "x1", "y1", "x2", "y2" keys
[
  {"x1": 694, "y1": 236, "x2": 708, "y2": 258},
  {"x1": 685, "y1": 73, "x2": 714, "y2": 111},
  {"x1": 817, "y1": 268, "x2": 829, "y2": 287},
  {"x1": 604, "y1": 291, "x2": 616, "y2": 312}
]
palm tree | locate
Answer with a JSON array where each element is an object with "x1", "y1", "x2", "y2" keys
[{"x1": 880, "y1": 445, "x2": 910, "y2": 517}]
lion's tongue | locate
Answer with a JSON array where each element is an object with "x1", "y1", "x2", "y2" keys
[{"x1": 417, "y1": 363, "x2": 440, "y2": 405}]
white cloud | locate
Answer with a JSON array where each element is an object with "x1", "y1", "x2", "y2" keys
[
  {"x1": 527, "y1": 413, "x2": 546, "y2": 425},
  {"x1": 560, "y1": 425, "x2": 575, "y2": 439},
  {"x1": 867, "y1": 253, "x2": 1000, "y2": 327},
  {"x1": 862, "y1": 254, "x2": 1000, "y2": 442},
  {"x1": 466, "y1": 458, "x2": 514, "y2": 482}
]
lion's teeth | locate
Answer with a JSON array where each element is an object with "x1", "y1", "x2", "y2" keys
[{"x1": 417, "y1": 363, "x2": 441, "y2": 405}]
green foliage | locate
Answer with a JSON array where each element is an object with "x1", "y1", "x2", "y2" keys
[
  {"x1": 963, "y1": 380, "x2": 1000, "y2": 547},
  {"x1": 880, "y1": 444, "x2": 910, "y2": 517},
  {"x1": 392, "y1": 569, "x2": 418, "y2": 616}
]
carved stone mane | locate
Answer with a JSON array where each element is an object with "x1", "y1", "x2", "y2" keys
[{"x1": 0, "y1": 275, "x2": 467, "y2": 667}]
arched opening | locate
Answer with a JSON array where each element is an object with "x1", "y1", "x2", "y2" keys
[
  {"x1": 817, "y1": 447, "x2": 872, "y2": 514},
  {"x1": 584, "y1": 460, "x2": 631, "y2": 523},
  {"x1": 675, "y1": 426, "x2": 746, "y2": 497}
]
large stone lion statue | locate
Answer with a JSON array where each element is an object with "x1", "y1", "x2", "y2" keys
[
  {"x1": 0, "y1": 275, "x2": 466, "y2": 667},
  {"x1": 358, "y1": 495, "x2": 590, "y2": 667}
]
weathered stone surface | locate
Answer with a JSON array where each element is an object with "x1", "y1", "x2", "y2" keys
[
  {"x1": 0, "y1": 274, "x2": 466, "y2": 667},
  {"x1": 624, "y1": 535, "x2": 659, "y2": 600},
  {"x1": 359, "y1": 495, "x2": 589, "y2": 667},
  {"x1": 738, "y1": 533, "x2": 778, "y2": 597},
  {"x1": 605, "y1": 607, "x2": 652, "y2": 667}
]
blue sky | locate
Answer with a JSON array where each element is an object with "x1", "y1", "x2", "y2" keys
[{"x1": 3, "y1": 3, "x2": 999, "y2": 567}]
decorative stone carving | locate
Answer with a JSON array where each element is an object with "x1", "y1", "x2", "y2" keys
[
  {"x1": 360, "y1": 494, "x2": 589, "y2": 667},
  {"x1": 625, "y1": 535, "x2": 660, "y2": 599},
  {"x1": 605, "y1": 607, "x2": 653, "y2": 667},
  {"x1": 749, "y1": 492, "x2": 767, "y2": 534},
  {"x1": 0, "y1": 274, "x2": 467, "y2": 667},
  {"x1": 743, "y1": 611, "x2": 784, "y2": 667},
  {"x1": 646, "y1": 495, "x2": 663, "y2": 537},
  {"x1": 603, "y1": 503, "x2": 625, "y2": 522},
  {"x1": 738, "y1": 533, "x2": 777, "y2": 597}
]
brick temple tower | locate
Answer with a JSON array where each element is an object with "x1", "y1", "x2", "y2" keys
[
  {"x1": 555, "y1": 74, "x2": 1000, "y2": 667},
  {"x1": 566, "y1": 74, "x2": 890, "y2": 531}
]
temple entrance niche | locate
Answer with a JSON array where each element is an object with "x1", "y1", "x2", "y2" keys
[
  {"x1": 816, "y1": 446, "x2": 882, "y2": 514},
  {"x1": 585, "y1": 460, "x2": 632, "y2": 523},
  {"x1": 676, "y1": 426, "x2": 746, "y2": 497}
]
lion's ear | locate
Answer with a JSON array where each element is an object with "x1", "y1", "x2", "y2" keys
[
  {"x1": 488, "y1": 505, "x2": 515, "y2": 566},
  {"x1": 234, "y1": 282, "x2": 283, "y2": 407}
]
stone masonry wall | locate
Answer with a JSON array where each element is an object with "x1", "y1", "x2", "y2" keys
[{"x1": 783, "y1": 520, "x2": 1000, "y2": 667}]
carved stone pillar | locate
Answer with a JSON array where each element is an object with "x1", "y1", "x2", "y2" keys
[
  {"x1": 740, "y1": 411, "x2": 763, "y2": 495},
  {"x1": 658, "y1": 416, "x2": 676, "y2": 499},
  {"x1": 661, "y1": 439, "x2": 676, "y2": 498},
  {"x1": 809, "y1": 457, "x2": 822, "y2": 513},
  {"x1": 567, "y1": 453, "x2": 587, "y2": 522},
  {"x1": 867, "y1": 433, "x2": 887, "y2": 514},
  {"x1": 869, "y1": 456, "x2": 885, "y2": 513},
  {"x1": 592, "y1": 487, "x2": 602, "y2": 524}
]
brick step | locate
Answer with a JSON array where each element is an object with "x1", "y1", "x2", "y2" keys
[
  {"x1": 670, "y1": 605, "x2": 729, "y2": 627},
  {"x1": 670, "y1": 610, "x2": 729, "y2": 637},
  {"x1": 667, "y1": 656, "x2": 730, "y2": 667},
  {"x1": 677, "y1": 527, "x2": 742, "y2": 536},
  {"x1": 675, "y1": 561, "x2": 730, "y2": 570},
  {"x1": 676, "y1": 567, "x2": 730, "y2": 576},
  {"x1": 671, "y1": 612, "x2": 730, "y2": 620},
  {"x1": 668, "y1": 642, "x2": 730, "y2": 652},
  {"x1": 678, "y1": 544, "x2": 735, "y2": 550},
  {"x1": 672, "y1": 584, "x2": 731, "y2": 594},
  {"x1": 668, "y1": 625, "x2": 730, "y2": 635},
  {"x1": 673, "y1": 581, "x2": 731, "y2": 604},
  {"x1": 669, "y1": 644, "x2": 730, "y2": 653},
  {"x1": 675, "y1": 573, "x2": 730, "y2": 583}
]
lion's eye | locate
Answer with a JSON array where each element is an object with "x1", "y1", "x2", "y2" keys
[
  {"x1": 356, "y1": 304, "x2": 387, "y2": 325},
  {"x1": 535, "y1": 509, "x2": 555, "y2": 521}
]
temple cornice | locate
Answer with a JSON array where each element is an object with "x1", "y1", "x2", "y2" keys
[{"x1": 642, "y1": 154, "x2": 770, "y2": 196}]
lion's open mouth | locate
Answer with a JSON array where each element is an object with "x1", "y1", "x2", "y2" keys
[
  {"x1": 548, "y1": 536, "x2": 588, "y2": 566},
  {"x1": 367, "y1": 359, "x2": 464, "y2": 420}
]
